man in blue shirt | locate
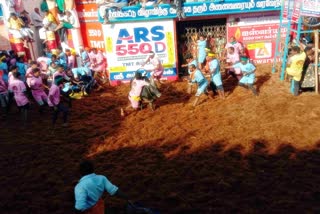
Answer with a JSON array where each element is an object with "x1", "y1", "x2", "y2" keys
[
  {"x1": 207, "y1": 52, "x2": 225, "y2": 99},
  {"x1": 227, "y1": 56, "x2": 258, "y2": 96},
  {"x1": 74, "y1": 160, "x2": 129, "y2": 213},
  {"x1": 189, "y1": 64, "x2": 208, "y2": 106}
]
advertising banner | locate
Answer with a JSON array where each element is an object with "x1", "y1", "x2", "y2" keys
[
  {"x1": 103, "y1": 20, "x2": 177, "y2": 85},
  {"x1": 227, "y1": 13, "x2": 286, "y2": 64},
  {"x1": 300, "y1": 0, "x2": 320, "y2": 16},
  {"x1": 75, "y1": 2, "x2": 105, "y2": 51},
  {"x1": 292, "y1": 0, "x2": 301, "y2": 22},
  {"x1": 75, "y1": 0, "x2": 281, "y2": 23}
]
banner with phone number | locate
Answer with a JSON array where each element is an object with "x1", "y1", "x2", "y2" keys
[{"x1": 103, "y1": 20, "x2": 177, "y2": 85}]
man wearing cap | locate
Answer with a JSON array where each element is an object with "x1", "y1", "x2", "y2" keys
[
  {"x1": 188, "y1": 64, "x2": 208, "y2": 106},
  {"x1": 226, "y1": 56, "x2": 258, "y2": 96},
  {"x1": 48, "y1": 76, "x2": 69, "y2": 127},
  {"x1": 207, "y1": 52, "x2": 225, "y2": 99},
  {"x1": 144, "y1": 51, "x2": 164, "y2": 84}
]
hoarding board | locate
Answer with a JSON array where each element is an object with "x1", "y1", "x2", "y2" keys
[
  {"x1": 103, "y1": 20, "x2": 177, "y2": 85},
  {"x1": 227, "y1": 13, "x2": 287, "y2": 64}
]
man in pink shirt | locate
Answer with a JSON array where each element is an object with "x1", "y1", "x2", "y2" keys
[
  {"x1": 8, "y1": 72, "x2": 30, "y2": 124},
  {"x1": 48, "y1": 76, "x2": 69, "y2": 127},
  {"x1": 29, "y1": 68, "x2": 48, "y2": 112},
  {"x1": 53, "y1": 64, "x2": 71, "y2": 83},
  {"x1": 8, "y1": 65, "x2": 19, "y2": 85},
  {"x1": 224, "y1": 36, "x2": 243, "y2": 55},
  {"x1": 26, "y1": 61, "x2": 38, "y2": 87},
  {"x1": 225, "y1": 46, "x2": 242, "y2": 80},
  {"x1": 121, "y1": 72, "x2": 149, "y2": 116},
  {"x1": 90, "y1": 48, "x2": 106, "y2": 73},
  {"x1": 144, "y1": 51, "x2": 164, "y2": 84}
]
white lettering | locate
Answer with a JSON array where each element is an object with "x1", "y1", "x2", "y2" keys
[{"x1": 114, "y1": 73, "x2": 124, "y2": 80}]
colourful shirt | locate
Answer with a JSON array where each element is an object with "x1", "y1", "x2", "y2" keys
[
  {"x1": 287, "y1": 52, "x2": 306, "y2": 81},
  {"x1": 8, "y1": 78, "x2": 29, "y2": 106},
  {"x1": 48, "y1": 84, "x2": 60, "y2": 107},
  {"x1": 8, "y1": 17, "x2": 25, "y2": 30},
  {"x1": 74, "y1": 173, "x2": 118, "y2": 211}
]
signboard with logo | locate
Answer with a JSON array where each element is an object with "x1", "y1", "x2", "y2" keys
[
  {"x1": 86, "y1": 0, "x2": 282, "y2": 23},
  {"x1": 227, "y1": 13, "x2": 287, "y2": 64},
  {"x1": 103, "y1": 20, "x2": 177, "y2": 85},
  {"x1": 300, "y1": 0, "x2": 320, "y2": 16}
]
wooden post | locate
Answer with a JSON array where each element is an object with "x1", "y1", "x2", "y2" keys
[{"x1": 314, "y1": 30, "x2": 319, "y2": 94}]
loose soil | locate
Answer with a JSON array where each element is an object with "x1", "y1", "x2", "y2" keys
[{"x1": 1, "y1": 64, "x2": 320, "y2": 213}]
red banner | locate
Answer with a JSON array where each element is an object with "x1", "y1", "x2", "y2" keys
[
  {"x1": 76, "y1": 3, "x2": 105, "y2": 51},
  {"x1": 228, "y1": 23, "x2": 287, "y2": 64}
]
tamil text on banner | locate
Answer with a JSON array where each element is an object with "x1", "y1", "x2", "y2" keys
[
  {"x1": 75, "y1": 2, "x2": 105, "y2": 51},
  {"x1": 103, "y1": 20, "x2": 177, "y2": 85},
  {"x1": 227, "y1": 13, "x2": 287, "y2": 64},
  {"x1": 300, "y1": 0, "x2": 320, "y2": 16}
]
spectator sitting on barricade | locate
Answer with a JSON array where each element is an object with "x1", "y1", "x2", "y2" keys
[
  {"x1": 96, "y1": 0, "x2": 128, "y2": 24},
  {"x1": 19, "y1": 10, "x2": 32, "y2": 28},
  {"x1": 42, "y1": 10, "x2": 58, "y2": 31},
  {"x1": 54, "y1": 10, "x2": 75, "y2": 43},
  {"x1": 8, "y1": 13, "x2": 34, "y2": 48}
]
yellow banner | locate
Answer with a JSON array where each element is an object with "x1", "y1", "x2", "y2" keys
[
  {"x1": 247, "y1": 43, "x2": 265, "y2": 50},
  {"x1": 166, "y1": 32, "x2": 174, "y2": 65},
  {"x1": 106, "y1": 37, "x2": 113, "y2": 53},
  {"x1": 109, "y1": 66, "x2": 127, "y2": 73}
]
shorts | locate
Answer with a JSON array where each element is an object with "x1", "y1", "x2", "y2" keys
[
  {"x1": 0, "y1": 93, "x2": 9, "y2": 108},
  {"x1": 195, "y1": 80, "x2": 208, "y2": 97},
  {"x1": 18, "y1": 103, "x2": 30, "y2": 110},
  {"x1": 32, "y1": 90, "x2": 48, "y2": 105}
]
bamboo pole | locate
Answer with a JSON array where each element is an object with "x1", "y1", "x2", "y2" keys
[{"x1": 314, "y1": 30, "x2": 319, "y2": 94}]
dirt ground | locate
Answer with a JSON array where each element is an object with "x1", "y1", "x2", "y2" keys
[{"x1": 1, "y1": 63, "x2": 320, "y2": 213}]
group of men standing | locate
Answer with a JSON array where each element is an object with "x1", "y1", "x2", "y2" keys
[{"x1": 183, "y1": 36, "x2": 258, "y2": 107}]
